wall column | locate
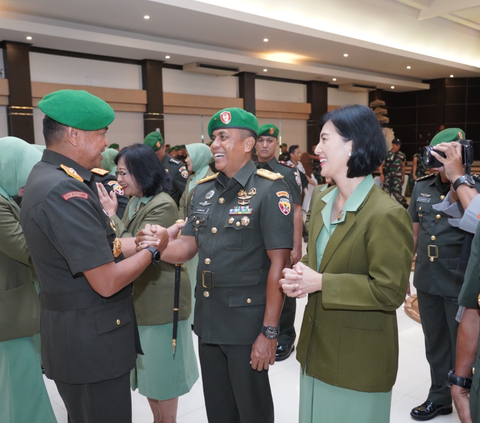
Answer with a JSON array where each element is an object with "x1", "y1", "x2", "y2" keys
[
  {"x1": 306, "y1": 81, "x2": 328, "y2": 153},
  {"x1": 141, "y1": 59, "x2": 164, "y2": 137},
  {"x1": 1, "y1": 41, "x2": 34, "y2": 143},
  {"x1": 238, "y1": 72, "x2": 256, "y2": 114}
]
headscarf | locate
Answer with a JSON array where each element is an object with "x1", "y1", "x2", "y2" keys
[
  {"x1": 0, "y1": 137, "x2": 42, "y2": 204},
  {"x1": 186, "y1": 143, "x2": 213, "y2": 192},
  {"x1": 101, "y1": 148, "x2": 119, "y2": 175}
]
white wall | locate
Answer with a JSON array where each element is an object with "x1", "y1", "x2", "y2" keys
[
  {"x1": 257, "y1": 117, "x2": 307, "y2": 154},
  {"x1": 0, "y1": 107, "x2": 8, "y2": 138},
  {"x1": 256, "y1": 79, "x2": 306, "y2": 103},
  {"x1": 165, "y1": 114, "x2": 207, "y2": 146},
  {"x1": 328, "y1": 87, "x2": 368, "y2": 107},
  {"x1": 163, "y1": 69, "x2": 238, "y2": 97}
]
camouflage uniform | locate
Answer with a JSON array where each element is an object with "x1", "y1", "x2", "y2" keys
[{"x1": 382, "y1": 150, "x2": 407, "y2": 208}]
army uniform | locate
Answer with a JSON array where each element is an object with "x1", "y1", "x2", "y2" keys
[
  {"x1": 408, "y1": 172, "x2": 480, "y2": 410},
  {"x1": 161, "y1": 153, "x2": 188, "y2": 205},
  {"x1": 257, "y1": 157, "x2": 301, "y2": 349},
  {"x1": 383, "y1": 149, "x2": 407, "y2": 207},
  {"x1": 91, "y1": 167, "x2": 128, "y2": 219},
  {"x1": 182, "y1": 160, "x2": 293, "y2": 423}
]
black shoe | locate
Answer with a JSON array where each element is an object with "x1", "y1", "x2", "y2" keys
[
  {"x1": 275, "y1": 344, "x2": 295, "y2": 362},
  {"x1": 410, "y1": 401, "x2": 452, "y2": 420}
]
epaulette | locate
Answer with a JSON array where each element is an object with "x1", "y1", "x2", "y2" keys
[
  {"x1": 91, "y1": 167, "x2": 110, "y2": 176},
  {"x1": 197, "y1": 173, "x2": 219, "y2": 184},
  {"x1": 257, "y1": 168, "x2": 284, "y2": 180},
  {"x1": 278, "y1": 161, "x2": 295, "y2": 169},
  {"x1": 416, "y1": 173, "x2": 435, "y2": 182},
  {"x1": 60, "y1": 164, "x2": 84, "y2": 182},
  {"x1": 169, "y1": 157, "x2": 181, "y2": 165}
]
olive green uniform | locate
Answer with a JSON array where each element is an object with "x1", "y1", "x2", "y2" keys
[{"x1": 182, "y1": 160, "x2": 293, "y2": 423}]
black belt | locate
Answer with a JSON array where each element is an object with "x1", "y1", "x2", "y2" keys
[
  {"x1": 200, "y1": 269, "x2": 269, "y2": 289},
  {"x1": 40, "y1": 285, "x2": 131, "y2": 311}
]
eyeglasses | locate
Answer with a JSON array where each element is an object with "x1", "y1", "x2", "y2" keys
[{"x1": 115, "y1": 170, "x2": 131, "y2": 178}]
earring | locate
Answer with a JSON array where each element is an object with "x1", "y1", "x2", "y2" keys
[{"x1": 348, "y1": 152, "x2": 351, "y2": 157}]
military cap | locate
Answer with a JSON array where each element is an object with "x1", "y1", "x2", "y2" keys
[
  {"x1": 430, "y1": 128, "x2": 465, "y2": 146},
  {"x1": 391, "y1": 138, "x2": 401, "y2": 145},
  {"x1": 258, "y1": 123, "x2": 279, "y2": 138},
  {"x1": 208, "y1": 107, "x2": 258, "y2": 138},
  {"x1": 109, "y1": 143, "x2": 119, "y2": 149},
  {"x1": 168, "y1": 147, "x2": 176, "y2": 153},
  {"x1": 144, "y1": 131, "x2": 165, "y2": 152},
  {"x1": 38, "y1": 89, "x2": 115, "y2": 131}
]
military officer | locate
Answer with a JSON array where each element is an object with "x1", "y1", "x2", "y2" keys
[
  {"x1": 380, "y1": 137, "x2": 408, "y2": 208},
  {"x1": 144, "y1": 131, "x2": 188, "y2": 205},
  {"x1": 20, "y1": 89, "x2": 168, "y2": 423},
  {"x1": 138, "y1": 108, "x2": 293, "y2": 423},
  {"x1": 256, "y1": 123, "x2": 302, "y2": 361},
  {"x1": 409, "y1": 128, "x2": 480, "y2": 420}
]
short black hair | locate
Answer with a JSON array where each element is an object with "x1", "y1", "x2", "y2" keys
[
  {"x1": 43, "y1": 116, "x2": 67, "y2": 147},
  {"x1": 115, "y1": 143, "x2": 172, "y2": 197},
  {"x1": 289, "y1": 144, "x2": 299, "y2": 155},
  {"x1": 319, "y1": 105, "x2": 387, "y2": 178}
]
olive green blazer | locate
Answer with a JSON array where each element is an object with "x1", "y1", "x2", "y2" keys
[
  {"x1": 112, "y1": 191, "x2": 191, "y2": 326},
  {"x1": 0, "y1": 195, "x2": 40, "y2": 342},
  {"x1": 297, "y1": 184, "x2": 414, "y2": 392}
]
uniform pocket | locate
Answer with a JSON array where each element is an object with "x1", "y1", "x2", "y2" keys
[
  {"x1": 94, "y1": 301, "x2": 131, "y2": 335},
  {"x1": 223, "y1": 215, "x2": 254, "y2": 251},
  {"x1": 191, "y1": 215, "x2": 209, "y2": 246}
]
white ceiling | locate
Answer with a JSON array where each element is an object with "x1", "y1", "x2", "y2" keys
[{"x1": 0, "y1": 0, "x2": 479, "y2": 92}]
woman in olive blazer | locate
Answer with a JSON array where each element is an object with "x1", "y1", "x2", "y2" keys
[
  {"x1": 280, "y1": 105, "x2": 414, "y2": 423},
  {"x1": 99, "y1": 144, "x2": 198, "y2": 423}
]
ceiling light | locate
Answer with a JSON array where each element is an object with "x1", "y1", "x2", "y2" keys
[
  {"x1": 391, "y1": 86, "x2": 395, "y2": 89},
  {"x1": 165, "y1": 55, "x2": 170, "y2": 59},
  {"x1": 407, "y1": 66, "x2": 411, "y2": 69},
  {"x1": 263, "y1": 38, "x2": 269, "y2": 42},
  {"x1": 144, "y1": 15, "x2": 150, "y2": 20},
  {"x1": 343, "y1": 53, "x2": 348, "y2": 57},
  {"x1": 26, "y1": 36, "x2": 32, "y2": 40},
  {"x1": 450, "y1": 74, "x2": 454, "y2": 78},
  {"x1": 263, "y1": 69, "x2": 268, "y2": 72},
  {"x1": 332, "y1": 78, "x2": 337, "y2": 81}
]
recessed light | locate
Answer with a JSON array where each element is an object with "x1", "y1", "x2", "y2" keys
[
  {"x1": 391, "y1": 86, "x2": 395, "y2": 89},
  {"x1": 26, "y1": 36, "x2": 32, "y2": 40},
  {"x1": 144, "y1": 15, "x2": 150, "y2": 20},
  {"x1": 343, "y1": 53, "x2": 348, "y2": 57},
  {"x1": 263, "y1": 38, "x2": 269, "y2": 42},
  {"x1": 332, "y1": 78, "x2": 337, "y2": 81},
  {"x1": 165, "y1": 55, "x2": 170, "y2": 59},
  {"x1": 407, "y1": 66, "x2": 411, "y2": 69},
  {"x1": 450, "y1": 74, "x2": 454, "y2": 78},
  {"x1": 263, "y1": 69, "x2": 268, "y2": 72}
]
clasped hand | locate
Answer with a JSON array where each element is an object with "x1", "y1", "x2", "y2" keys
[
  {"x1": 279, "y1": 262, "x2": 322, "y2": 298},
  {"x1": 135, "y1": 220, "x2": 186, "y2": 252}
]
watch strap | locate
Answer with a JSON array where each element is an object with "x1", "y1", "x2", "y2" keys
[
  {"x1": 453, "y1": 175, "x2": 474, "y2": 192},
  {"x1": 447, "y1": 369, "x2": 472, "y2": 389},
  {"x1": 145, "y1": 246, "x2": 161, "y2": 265}
]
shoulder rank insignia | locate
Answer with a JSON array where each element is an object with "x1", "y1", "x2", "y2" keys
[
  {"x1": 197, "y1": 173, "x2": 219, "y2": 184},
  {"x1": 91, "y1": 167, "x2": 110, "y2": 176},
  {"x1": 257, "y1": 168, "x2": 284, "y2": 180},
  {"x1": 278, "y1": 161, "x2": 295, "y2": 169},
  {"x1": 60, "y1": 164, "x2": 84, "y2": 182},
  {"x1": 169, "y1": 157, "x2": 181, "y2": 165}
]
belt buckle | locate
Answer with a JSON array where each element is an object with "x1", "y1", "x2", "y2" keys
[
  {"x1": 202, "y1": 271, "x2": 214, "y2": 289},
  {"x1": 427, "y1": 245, "x2": 439, "y2": 261}
]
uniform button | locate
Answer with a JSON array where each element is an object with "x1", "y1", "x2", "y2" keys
[
  {"x1": 204, "y1": 291, "x2": 210, "y2": 298},
  {"x1": 194, "y1": 228, "x2": 198, "y2": 232},
  {"x1": 246, "y1": 298, "x2": 252, "y2": 304},
  {"x1": 419, "y1": 214, "x2": 423, "y2": 218},
  {"x1": 116, "y1": 319, "x2": 121, "y2": 325},
  {"x1": 196, "y1": 220, "x2": 200, "y2": 225},
  {"x1": 431, "y1": 235, "x2": 436, "y2": 241},
  {"x1": 218, "y1": 197, "x2": 225, "y2": 204},
  {"x1": 236, "y1": 221, "x2": 241, "y2": 227},
  {"x1": 205, "y1": 258, "x2": 211, "y2": 265},
  {"x1": 229, "y1": 217, "x2": 234, "y2": 224},
  {"x1": 419, "y1": 206, "x2": 422, "y2": 211},
  {"x1": 436, "y1": 214, "x2": 441, "y2": 220},
  {"x1": 440, "y1": 195, "x2": 445, "y2": 200},
  {"x1": 165, "y1": 168, "x2": 169, "y2": 173},
  {"x1": 430, "y1": 257, "x2": 434, "y2": 262},
  {"x1": 211, "y1": 227, "x2": 217, "y2": 234}
]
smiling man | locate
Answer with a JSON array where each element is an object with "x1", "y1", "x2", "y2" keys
[
  {"x1": 20, "y1": 90, "x2": 168, "y2": 423},
  {"x1": 140, "y1": 108, "x2": 293, "y2": 422}
]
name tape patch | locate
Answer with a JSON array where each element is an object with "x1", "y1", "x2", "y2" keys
[{"x1": 63, "y1": 191, "x2": 89, "y2": 201}]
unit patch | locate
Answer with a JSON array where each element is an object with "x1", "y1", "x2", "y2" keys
[
  {"x1": 278, "y1": 197, "x2": 291, "y2": 215},
  {"x1": 179, "y1": 165, "x2": 189, "y2": 179},
  {"x1": 276, "y1": 191, "x2": 289, "y2": 198},
  {"x1": 107, "y1": 180, "x2": 124, "y2": 195},
  {"x1": 62, "y1": 191, "x2": 89, "y2": 201},
  {"x1": 220, "y1": 111, "x2": 232, "y2": 124}
]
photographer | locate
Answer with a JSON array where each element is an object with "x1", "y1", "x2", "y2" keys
[{"x1": 409, "y1": 128, "x2": 480, "y2": 420}]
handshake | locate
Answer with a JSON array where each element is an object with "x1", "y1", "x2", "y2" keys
[{"x1": 135, "y1": 220, "x2": 186, "y2": 253}]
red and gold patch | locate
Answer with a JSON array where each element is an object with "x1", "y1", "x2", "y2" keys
[
  {"x1": 107, "y1": 180, "x2": 124, "y2": 195},
  {"x1": 278, "y1": 197, "x2": 291, "y2": 215},
  {"x1": 62, "y1": 191, "x2": 89, "y2": 201},
  {"x1": 269, "y1": 127, "x2": 275, "y2": 135},
  {"x1": 60, "y1": 164, "x2": 84, "y2": 182},
  {"x1": 220, "y1": 111, "x2": 232, "y2": 124},
  {"x1": 179, "y1": 165, "x2": 189, "y2": 179},
  {"x1": 276, "y1": 191, "x2": 289, "y2": 198}
]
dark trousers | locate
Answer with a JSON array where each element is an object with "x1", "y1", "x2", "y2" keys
[
  {"x1": 278, "y1": 295, "x2": 296, "y2": 345},
  {"x1": 198, "y1": 340, "x2": 274, "y2": 423},
  {"x1": 417, "y1": 289, "x2": 459, "y2": 406},
  {"x1": 55, "y1": 372, "x2": 131, "y2": 423}
]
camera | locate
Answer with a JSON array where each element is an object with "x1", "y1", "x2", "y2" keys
[{"x1": 421, "y1": 139, "x2": 474, "y2": 168}]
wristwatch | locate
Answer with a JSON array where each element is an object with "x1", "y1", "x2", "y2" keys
[
  {"x1": 261, "y1": 325, "x2": 279, "y2": 339},
  {"x1": 145, "y1": 246, "x2": 161, "y2": 265},
  {"x1": 453, "y1": 174, "x2": 475, "y2": 192},
  {"x1": 447, "y1": 369, "x2": 472, "y2": 389}
]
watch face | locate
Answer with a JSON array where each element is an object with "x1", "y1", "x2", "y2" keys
[{"x1": 465, "y1": 175, "x2": 475, "y2": 186}]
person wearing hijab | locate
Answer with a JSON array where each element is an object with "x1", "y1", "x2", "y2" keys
[
  {"x1": 178, "y1": 143, "x2": 214, "y2": 320},
  {"x1": 0, "y1": 136, "x2": 57, "y2": 423}
]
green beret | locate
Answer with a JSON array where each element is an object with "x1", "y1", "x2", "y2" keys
[
  {"x1": 38, "y1": 90, "x2": 114, "y2": 130},
  {"x1": 144, "y1": 131, "x2": 164, "y2": 151},
  {"x1": 168, "y1": 147, "x2": 175, "y2": 153},
  {"x1": 258, "y1": 123, "x2": 279, "y2": 138},
  {"x1": 391, "y1": 138, "x2": 401, "y2": 145},
  {"x1": 430, "y1": 128, "x2": 465, "y2": 146},
  {"x1": 208, "y1": 108, "x2": 258, "y2": 138},
  {"x1": 109, "y1": 143, "x2": 119, "y2": 149}
]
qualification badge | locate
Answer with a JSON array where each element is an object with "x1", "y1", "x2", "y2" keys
[{"x1": 113, "y1": 237, "x2": 122, "y2": 258}]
